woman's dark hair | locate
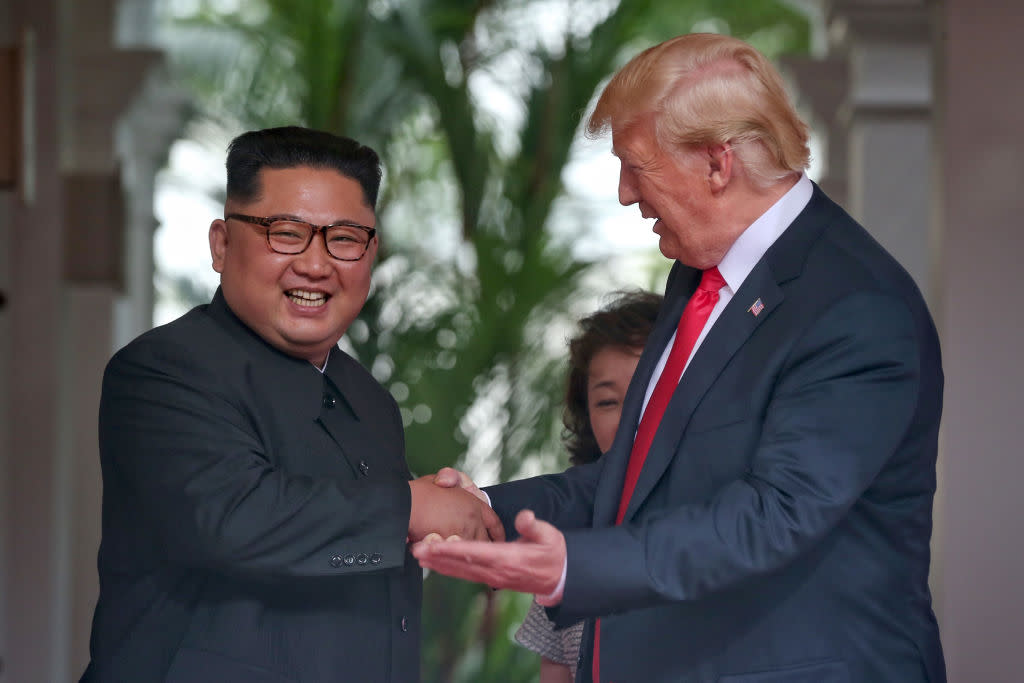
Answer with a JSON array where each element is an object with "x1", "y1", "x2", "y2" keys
[
  {"x1": 563, "y1": 290, "x2": 663, "y2": 466},
  {"x1": 225, "y1": 126, "x2": 383, "y2": 208}
]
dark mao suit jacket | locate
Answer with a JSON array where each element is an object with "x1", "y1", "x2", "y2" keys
[
  {"x1": 489, "y1": 185, "x2": 945, "y2": 682},
  {"x1": 82, "y1": 290, "x2": 420, "y2": 682}
]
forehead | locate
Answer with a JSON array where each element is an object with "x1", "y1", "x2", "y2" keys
[
  {"x1": 249, "y1": 166, "x2": 375, "y2": 224},
  {"x1": 611, "y1": 117, "x2": 659, "y2": 160},
  {"x1": 588, "y1": 345, "x2": 643, "y2": 380}
]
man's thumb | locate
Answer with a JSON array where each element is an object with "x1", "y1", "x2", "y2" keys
[
  {"x1": 433, "y1": 467, "x2": 460, "y2": 487},
  {"x1": 514, "y1": 509, "x2": 550, "y2": 542}
]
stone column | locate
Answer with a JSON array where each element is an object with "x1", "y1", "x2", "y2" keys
[
  {"x1": 933, "y1": 0, "x2": 1024, "y2": 680},
  {"x1": 0, "y1": 5, "x2": 12, "y2": 675},
  {"x1": 0, "y1": 0, "x2": 169, "y2": 678},
  {"x1": 826, "y1": 0, "x2": 936, "y2": 302},
  {"x1": 115, "y1": 69, "x2": 189, "y2": 347},
  {"x1": 779, "y1": 54, "x2": 850, "y2": 206},
  {"x1": 2, "y1": 2, "x2": 70, "y2": 680}
]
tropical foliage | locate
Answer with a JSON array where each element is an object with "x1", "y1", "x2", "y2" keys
[{"x1": 157, "y1": 1, "x2": 809, "y2": 679}]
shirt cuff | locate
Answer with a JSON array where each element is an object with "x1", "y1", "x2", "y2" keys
[{"x1": 535, "y1": 557, "x2": 566, "y2": 606}]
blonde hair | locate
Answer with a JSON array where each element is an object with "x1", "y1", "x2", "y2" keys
[{"x1": 587, "y1": 33, "x2": 810, "y2": 187}]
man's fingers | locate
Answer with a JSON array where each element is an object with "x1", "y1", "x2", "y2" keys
[
  {"x1": 514, "y1": 508, "x2": 556, "y2": 544},
  {"x1": 514, "y1": 509, "x2": 536, "y2": 535},
  {"x1": 433, "y1": 467, "x2": 461, "y2": 488},
  {"x1": 483, "y1": 505, "x2": 506, "y2": 542},
  {"x1": 434, "y1": 468, "x2": 489, "y2": 503},
  {"x1": 418, "y1": 555, "x2": 494, "y2": 586},
  {"x1": 413, "y1": 540, "x2": 538, "y2": 593}
]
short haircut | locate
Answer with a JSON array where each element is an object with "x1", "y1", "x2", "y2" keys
[
  {"x1": 564, "y1": 290, "x2": 663, "y2": 466},
  {"x1": 587, "y1": 33, "x2": 810, "y2": 187},
  {"x1": 225, "y1": 126, "x2": 383, "y2": 208}
]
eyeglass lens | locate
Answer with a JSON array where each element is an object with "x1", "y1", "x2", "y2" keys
[{"x1": 266, "y1": 220, "x2": 370, "y2": 260}]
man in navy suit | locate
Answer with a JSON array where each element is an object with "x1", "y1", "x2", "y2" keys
[{"x1": 415, "y1": 34, "x2": 946, "y2": 682}]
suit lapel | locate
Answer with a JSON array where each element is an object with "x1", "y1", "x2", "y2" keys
[
  {"x1": 611, "y1": 184, "x2": 835, "y2": 524},
  {"x1": 619, "y1": 264, "x2": 782, "y2": 522}
]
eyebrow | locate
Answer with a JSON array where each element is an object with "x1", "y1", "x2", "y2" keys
[
  {"x1": 265, "y1": 214, "x2": 375, "y2": 229},
  {"x1": 589, "y1": 379, "x2": 620, "y2": 391}
]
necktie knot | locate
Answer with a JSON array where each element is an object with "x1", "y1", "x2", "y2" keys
[{"x1": 698, "y1": 266, "x2": 726, "y2": 294}]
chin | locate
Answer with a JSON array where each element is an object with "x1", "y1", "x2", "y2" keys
[{"x1": 657, "y1": 241, "x2": 681, "y2": 262}]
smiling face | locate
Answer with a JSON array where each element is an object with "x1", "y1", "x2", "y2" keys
[
  {"x1": 586, "y1": 345, "x2": 644, "y2": 454},
  {"x1": 613, "y1": 117, "x2": 730, "y2": 269},
  {"x1": 209, "y1": 166, "x2": 378, "y2": 366}
]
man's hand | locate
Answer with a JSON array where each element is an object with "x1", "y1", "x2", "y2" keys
[
  {"x1": 411, "y1": 509, "x2": 566, "y2": 602},
  {"x1": 432, "y1": 466, "x2": 488, "y2": 503},
  {"x1": 408, "y1": 476, "x2": 505, "y2": 543}
]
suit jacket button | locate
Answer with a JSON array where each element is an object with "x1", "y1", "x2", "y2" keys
[
  {"x1": 356, "y1": 553, "x2": 369, "y2": 565},
  {"x1": 330, "y1": 554, "x2": 343, "y2": 568},
  {"x1": 401, "y1": 616, "x2": 408, "y2": 632},
  {"x1": 370, "y1": 553, "x2": 382, "y2": 565},
  {"x1": 358, "y1": 460, "x2": 370, "y2": 475},
  {"x1": 343, "y1": 554, "x2": 355, "y2": 566},
  {"x1": 323, "y1": 394, "x2": 336, "y2": 408}
]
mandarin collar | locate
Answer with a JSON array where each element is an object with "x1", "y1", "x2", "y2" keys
[{"x1": 206, "y1": 287, "x2": 362, "y2": 420}]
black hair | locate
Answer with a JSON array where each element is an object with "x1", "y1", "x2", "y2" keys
[
  {"x1": 225, "y1": 126, "x2": 382, "y2": 208},
  {"x1": 563, "y1": 290, "x2": 663, "y2": 466}
]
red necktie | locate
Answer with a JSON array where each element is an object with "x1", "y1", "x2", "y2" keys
[{"x1": 593, "y1": 266, "x2": 726, "y2": 683}]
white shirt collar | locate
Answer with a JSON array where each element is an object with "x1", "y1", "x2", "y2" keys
[{"x1": 717, "y1": 173, "x2": 813, "y2": 293}]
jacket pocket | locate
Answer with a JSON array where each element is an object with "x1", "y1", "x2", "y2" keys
[
  {"x1": 165, "y1": 646, "x2": 297, "y2": 683},
  {"x1": 719, "y1": 659, "x2": 850, "y2": 683}
]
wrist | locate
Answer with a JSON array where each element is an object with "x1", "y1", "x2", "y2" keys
[{"x1": 535, "y1": 557, "x2": 567, "y2": 607}]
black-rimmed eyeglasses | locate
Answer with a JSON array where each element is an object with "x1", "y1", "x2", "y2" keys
[{"x1": 226, "y1": 213, "x2": 377, "y2": 262}]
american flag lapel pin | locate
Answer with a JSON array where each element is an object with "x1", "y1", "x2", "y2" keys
[{"x1": 748, "y1": 298, "x2": 765, "y2": 316}]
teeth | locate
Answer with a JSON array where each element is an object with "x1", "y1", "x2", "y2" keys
[{"x1": 287, "y1": 290, "x2": 327, "y2": 307}]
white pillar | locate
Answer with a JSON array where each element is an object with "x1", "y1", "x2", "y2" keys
[
  {"x1": 934, "y1": 0, "x2": 1024, "y2": 680},
  {"x1": 828, "y1": 0, "x2": 936, "y2": 302},
  {"x1": 0, "y1": 0, "x2": 172, "y2": 679}
]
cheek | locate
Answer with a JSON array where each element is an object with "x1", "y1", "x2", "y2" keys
[
  {"x1": 589, "y1": 407, "x2": 624, "y2": 455},
  {"x1": 338, "y1": 263, "x2": 373, "y2": 294},
  {"x1": 226, "y1": 239, "x2": 279, "y2": 274}
]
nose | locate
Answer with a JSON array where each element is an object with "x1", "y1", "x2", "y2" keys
[
  {"x1": 291, "y1": 232, "x2": 333, "y2": 278},
  {"x1": 617, "y1": 164, "x2": 639, "y2": 206}
]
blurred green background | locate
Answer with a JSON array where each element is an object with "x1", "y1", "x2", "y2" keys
[{"x1": 154, "y1": 1, "x2": 809, "y2": 679}]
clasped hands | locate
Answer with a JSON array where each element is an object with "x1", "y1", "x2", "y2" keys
[{"x1": 408, "y1": 467, "x2": 567, "y2": 602}]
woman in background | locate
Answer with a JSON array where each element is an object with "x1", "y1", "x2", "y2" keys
[{"x1": 514, "y1": 290, "x2": 662, "y2": 682}]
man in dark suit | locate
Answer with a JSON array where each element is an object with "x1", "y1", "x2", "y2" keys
[
  {"x1": 81, "y1": 126, "x2": 503, "y2": 682},
  {"x1": 415, "y1": 34, "x2": 946, "y2": 682}
]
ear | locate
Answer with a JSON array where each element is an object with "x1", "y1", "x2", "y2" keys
[
  {"x1": 706, "y1": 143, "x2": 734, "y2": 195},
  {"x1": 209, "y1": 218, "x2": 228, "y2": 274}
]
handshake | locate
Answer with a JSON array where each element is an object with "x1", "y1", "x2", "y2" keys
[
  {"x1": 406, "y1": 468, "x2": 567, "y2": 602},
  {"x1": 407, "y1": 467, "x2": 504, "y2": 543}
]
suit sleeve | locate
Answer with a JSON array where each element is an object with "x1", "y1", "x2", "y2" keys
[
  {"x1": 553, "y1": 291, "x2": 924, "y2": 620},
  {"x1": 486, "y1": 460, "x2": 604, "y2": 539},
  {"x1": 99, "y1": 335, "x2": 411, "y2": 582}
]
